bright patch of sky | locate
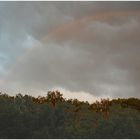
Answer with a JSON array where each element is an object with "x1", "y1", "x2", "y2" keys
[{"x1": 0, "y1": 31, "x2": 39, "y2": 77}]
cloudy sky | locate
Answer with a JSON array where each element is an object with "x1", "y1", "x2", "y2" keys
[{"x1": 0, "y1": 1, "x2": 140, "y2": 102}]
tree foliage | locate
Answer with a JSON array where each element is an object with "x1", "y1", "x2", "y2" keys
[{"x1": 0, "y1": 91, "x2": 140, "y2": 138}]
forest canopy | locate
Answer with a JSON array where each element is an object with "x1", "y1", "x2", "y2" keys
[{"x1": 0, "y1": 91, "x2": 140, "y2": 139}]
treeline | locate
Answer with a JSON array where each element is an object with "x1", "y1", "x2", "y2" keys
[{"x1": 0, "y1": 91, "x2": 140, "y2": 138}]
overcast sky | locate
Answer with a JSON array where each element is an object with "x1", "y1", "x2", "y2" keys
[{"x1": 0, "y1": 1, "x2": 140, "y2": 102}]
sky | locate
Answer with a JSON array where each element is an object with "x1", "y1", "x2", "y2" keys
[{"x1": 0, "y1": 1, "x2": 140, "y2": 102}]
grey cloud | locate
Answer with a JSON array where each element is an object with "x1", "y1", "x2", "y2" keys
[
  {"x1": 7, "y1": 17, "x2": 140, "y2": 98},
  {"x1": 1, "y1": 2, "x2": 140, "y2": 39},
  {"x1": 0, "y1": 2, "x2": 140, "y2": 99}
]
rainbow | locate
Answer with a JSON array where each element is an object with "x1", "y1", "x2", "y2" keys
[{"x1": 41, "y1": 10, "x2": 140, "y2": 42}]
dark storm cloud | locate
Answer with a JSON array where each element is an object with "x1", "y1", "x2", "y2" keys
[
  {"x1": 1, "y1": 1, "x2": 140, "y2": 39},
  {"x1": 0, "y1": 1, "x2": 140, "y2": 99}
]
